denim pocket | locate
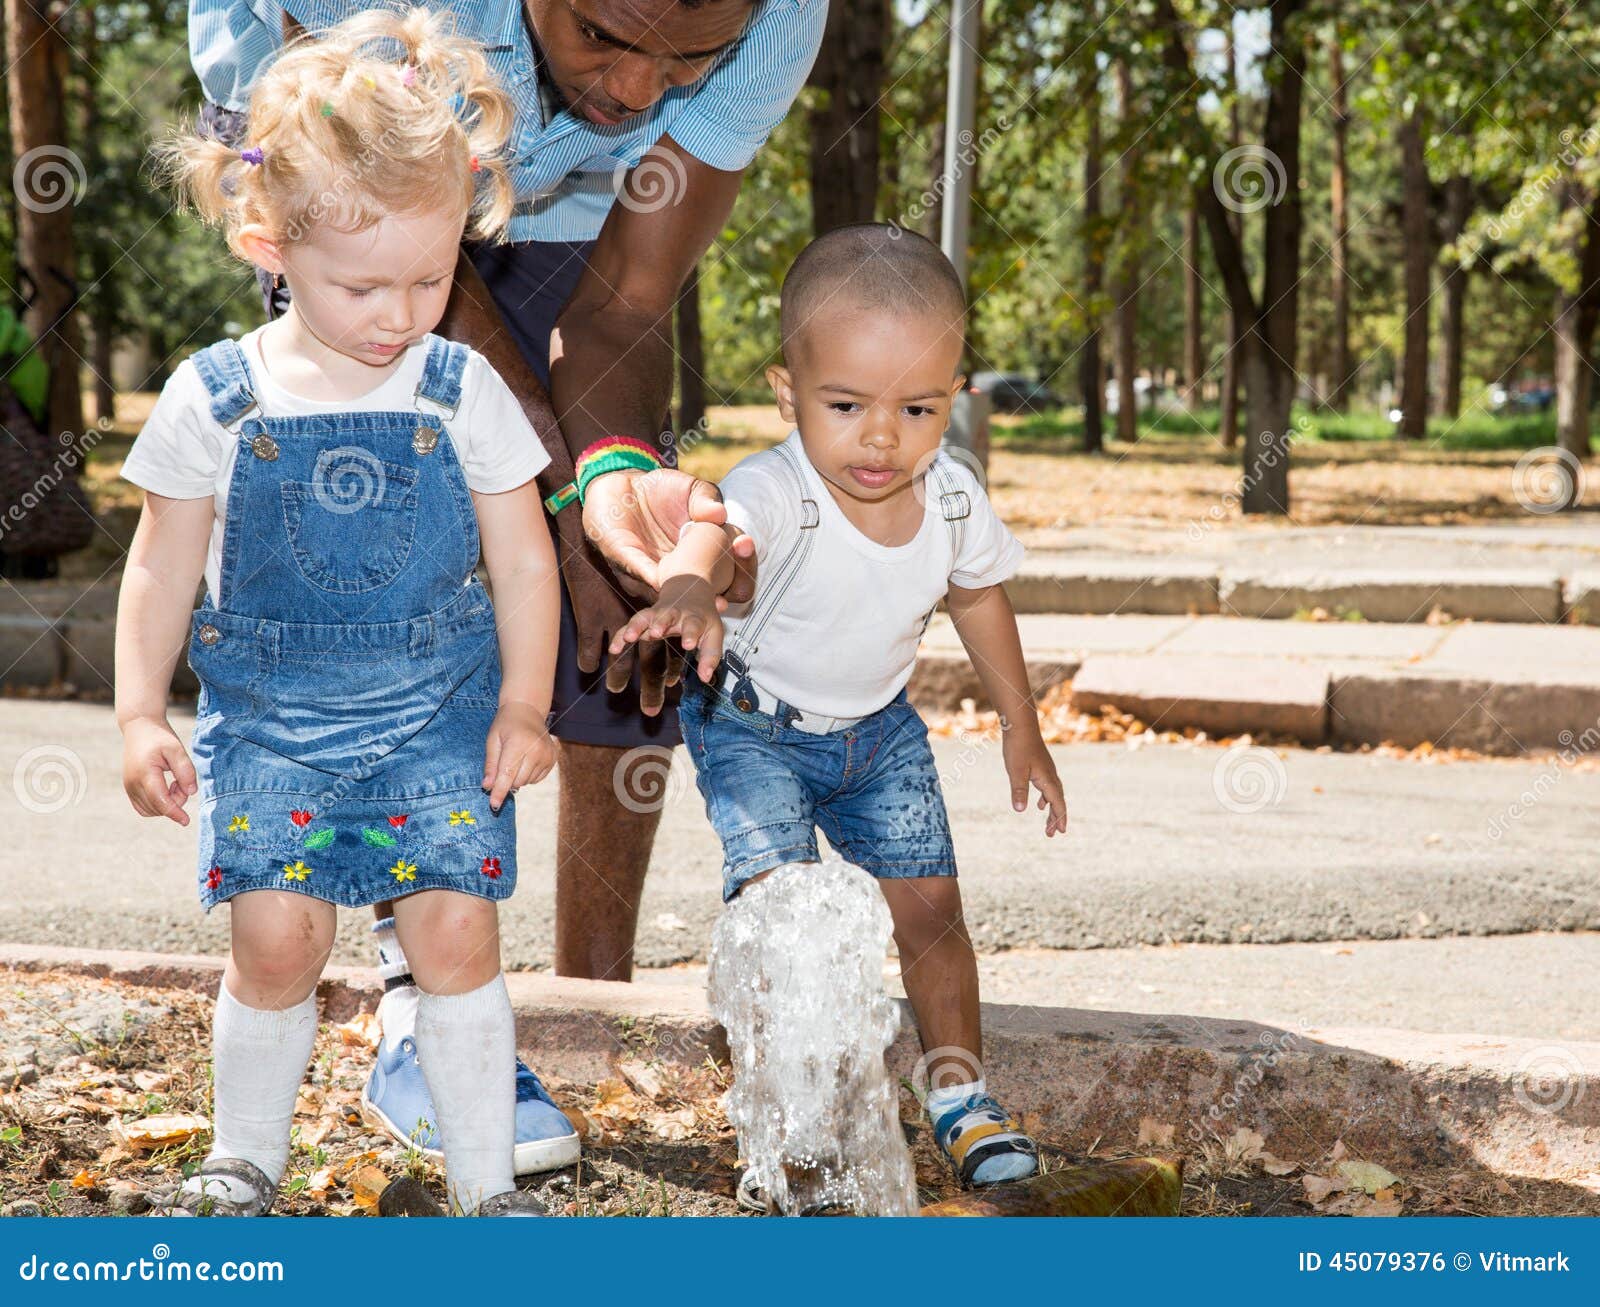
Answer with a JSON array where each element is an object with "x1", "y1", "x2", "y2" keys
[{"x1": 280, "y1": 457, "x2": 420, "y2": 593}]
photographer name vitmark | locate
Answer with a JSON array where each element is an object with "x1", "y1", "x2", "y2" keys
[
  {"x1": 17, "y1": 1242, "x2": 284, "y2": 1284},
  {"x1": 1298, "y1": 1250, "x2": 1570, "y2": 1274}
]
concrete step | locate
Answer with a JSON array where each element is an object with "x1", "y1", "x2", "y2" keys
[
  {"x1": 8, "y1": 942, "x2": 1598, "y2": 1184},
  {"x1": 1004, "y1": 550, "x2": 1600, "y2": 624},
  {"x1": 911, "y1": 612, "x2": 1600, "y2": 755}
]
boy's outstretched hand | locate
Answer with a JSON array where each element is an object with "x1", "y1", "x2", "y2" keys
[
  {"x1": 609, "y1": 574, "x2": 726, "y2": 688},
  {"x1": 483, "y1": 702, "x2": 556, "y2": 810},
  {"x1": 1002, "y1": 722, "x2": 1068, "y2": 836}
]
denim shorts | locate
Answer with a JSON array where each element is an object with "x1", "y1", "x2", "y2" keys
[{"x1": 678, "y1": 678, "x2": 957, "y2": 901}]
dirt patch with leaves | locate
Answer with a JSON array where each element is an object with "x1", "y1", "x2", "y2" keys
[
  {"x1": 4, "y1": 969, "x2": 1598, "y2": 1218},
  {"x1": 925, "y1": 683, "x2": 1600, "y2": 771}
]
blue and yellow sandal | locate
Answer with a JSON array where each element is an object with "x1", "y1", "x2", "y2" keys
[{"x1": 930, "y1": 1091, "x2": 1040, "y2": 1187}]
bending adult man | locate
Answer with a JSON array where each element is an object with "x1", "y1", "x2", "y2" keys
[{"x1": 187, "y1": 0, "x2": 825, "y2": 1174}]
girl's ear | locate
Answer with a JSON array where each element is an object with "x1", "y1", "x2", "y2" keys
[
  {"x1": 766, "y1": 364, "x2": 798, "y2": 424},
  {"x1": 950, "y1": 374, "x2": 968, "y2": 400},
  {"x1": 234, "y1": 224, "x2": 285, "y2": 273}
]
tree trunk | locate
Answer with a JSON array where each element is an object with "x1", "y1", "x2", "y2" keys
[
  {"x1": 7, "y1": 0, "x2": 84, "y2": 442},
  {"x1": 1398, "y1": 109, "x2": 1430, "y2": 439},
  {"x1": 807, "y1": 0, "x2": 886, "y2": 233},
  {"x1": 1241, "y1": 345, "x2": 1293, "y2": 515},
  {"x1": 1113, "y1": 58, "x2": 1139, "y2": 442},
  {"x1": 80, "y1": 0, "x2": 115, "y2": 424},
  {"x1": 1219, "y1": 26, "x2": 1242, "y2": 447},
  {"x1": 1553, "y1": 183, "x2": 1600, "y2": 466},
  {"x1": 1327, "y1": 32, "x2": 1352, "y2": 410},
  {"x1": 674, "y1": 263, "x2": 707, "y2": 438},
  {"x1": 1080, "y1": 61, "x2": 1105, "y2": 455},
  {"x1": 1183, "y1": 204, "x2": 1202, "y2": 404},
  {"x1": 1435, "y1": 174, "x2": 1472, "y2": 420}
]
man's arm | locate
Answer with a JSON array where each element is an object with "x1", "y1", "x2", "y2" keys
[{"x1": 551, "y1": 136, "x2": 755, "y2": 601}]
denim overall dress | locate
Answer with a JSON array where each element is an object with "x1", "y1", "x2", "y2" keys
[{"x1": 184, "y1": 333, "x2": 515, "y2": 911}]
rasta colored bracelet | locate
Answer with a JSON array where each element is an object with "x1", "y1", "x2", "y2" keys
[{"x1": 542, "y1": 436, "x2": 664, "y2": 516}]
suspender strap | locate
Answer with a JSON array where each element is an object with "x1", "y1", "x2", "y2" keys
[
  {"x1": 724, "y1": 440, "x2": 818, "y2": 667},
  {"x1": 928, "y1": 455, "x2": 970, "y2": 558},
  {"x1": 190, "y1": 339, "x2": 259, "y2": 431},
  {"x1": 414, "y1": 334, "x2": 468, "y2": 418}
]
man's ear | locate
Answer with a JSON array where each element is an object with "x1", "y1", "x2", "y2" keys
[
  {"x1": 766, "y1": 364, "x2": 798, "y2": 424},
  {"x1": 234, "y1": 224, "x2": 285, "y2": 274}
]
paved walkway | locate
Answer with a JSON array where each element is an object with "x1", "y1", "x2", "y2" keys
[{"x1": 5, "y1": 700, "x2": 1597, "y2": 972}]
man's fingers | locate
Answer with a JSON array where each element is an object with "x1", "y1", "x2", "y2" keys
[
  {"x1": 605, "y1": 638, "x2": 638, "y2": 695},
  {"x1": 636, "y1": 637, "x2": 668, "y2": 716}
]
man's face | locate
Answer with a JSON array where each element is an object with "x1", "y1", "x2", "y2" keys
[{"x1": 526, "y1": 0, "x2": 752, "y2": 126}]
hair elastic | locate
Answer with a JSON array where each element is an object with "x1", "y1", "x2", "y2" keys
[{"x1": 239, "y1": 146, "x2": 264, "y2": 166}]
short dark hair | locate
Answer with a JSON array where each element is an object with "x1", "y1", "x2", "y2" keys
[{"x1": 779, "y1": 223, "x2": 966, "y2": 356}]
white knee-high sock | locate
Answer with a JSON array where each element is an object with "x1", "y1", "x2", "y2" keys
[
  {"x1": 414, "y1": 975, "x2": 515, "y2": 1214},
  {"x1": 205, "y1": 984, "x2": 318, "y2": 1194}
]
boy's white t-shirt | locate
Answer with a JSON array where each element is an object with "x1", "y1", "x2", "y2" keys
[
  {"x1": 718, "y1": 430, "x2": 1023, "y2": 719},
  {"x1": 120, "y1": 325, "x2": 551, "y2": 600}
]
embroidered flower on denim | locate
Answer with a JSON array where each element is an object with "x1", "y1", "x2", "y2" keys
[
  {"x1": 282, "y1": 860, "x2": 313, "y2": 882},
  {"x1": 289, "y1": 810, "x2": 313, "y2": 827},
  {"x1": 206, "y1": 865, "x2": 223, "y2": 890},
  {"x1": 227, "y1": 814, "x2": 250, "y2": 836},
  {"x1": 481, "y1": 856, "x2": 502, "y2": 879},
  {"x1": 448, "y1": 810, "x2": 476, "y2": 826},
  {"x1": 388, "y1": 814, "x2": 409, "y2": 828},
  {"x1": 388, "y1": 859, "x2": 417, "y2": 884}
]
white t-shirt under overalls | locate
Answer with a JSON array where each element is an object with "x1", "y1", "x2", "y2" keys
[
  {"x1": 121, "y1": 325, "x2": 550, "y2": 599},
  {"x1": 717, "y1": 431, "x2": 1024, "y2": 722}
]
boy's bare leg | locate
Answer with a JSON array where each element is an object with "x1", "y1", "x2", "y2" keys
[{"x1": 878, "y1": 877, "x2": 983, "y2": 1087}]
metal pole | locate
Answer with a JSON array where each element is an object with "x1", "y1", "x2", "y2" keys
[
  {"x1": 939, "y1": 0, "x2": 981, "y2": 284},
  {"x1": 940, "y1": 0, "x2": 989, "y2": 469}
]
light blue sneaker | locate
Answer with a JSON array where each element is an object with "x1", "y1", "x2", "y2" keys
[{"x1": 360, "y1": 1034, "x2": 581, "y2": 1176}]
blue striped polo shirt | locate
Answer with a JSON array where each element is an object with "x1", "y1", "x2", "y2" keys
[{"x1": 186, "y1": 0, "x2": 826, "y2": 243}]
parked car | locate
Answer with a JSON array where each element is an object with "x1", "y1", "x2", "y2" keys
[{"x1": 969, "y1": 370, "x2": 1061, "y2": 414}]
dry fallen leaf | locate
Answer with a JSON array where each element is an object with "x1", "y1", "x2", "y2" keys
[
  {"x1": 70, "y1": 1170, "x2": 99, "y2": 1190},
  {"x1": 350, "y1": 1165, "x2": 389, "y2": 1211},
  {"x1": 1302, "y1": 1173, "x2": 1346, "y2": 1205},
  {"x1": 335, "y1": 1012, "x2": 381, "y2": 1050},
  {"x1": 648, "y1": 1106, "x2": 697, "y2": 1141},
  {"x1": 1259, "y1": 1152, "x2": 1297, "y2": 1176},
  {"x1": 131, "y1": 1070, "x2": 170, "y2": 1093},
  {"x1": 117, "y1": 1113, "x2": 209, "y2": 1152},
  {"x1": 1338, "y1": 1159, "x2": 1402, "y2": 1194},
  {"x1": 617, "y1": 1059, "x2": 665, "y2": 1101},
  {"x1": 1231, "y1": 1127, "x2": 1266, "y2": 1160},
  {"x1": 1137, "y1": 1117, "x2": 1176, "y2": 1147}
]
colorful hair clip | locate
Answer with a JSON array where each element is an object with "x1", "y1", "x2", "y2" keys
[
  {"x1": 469, "y1": 155, "x2": 481, "y2": 173},
  {"x1": 320, "y1": 102, "x2": 334, "y2": 117},
  {"x1": 240, "y1": 146, "x2": 264, "y2": 166},
  {"x1": 401, "y1": 64, "x2": 417, "y2": 87},
  {"x1": 363, "y1": 75, "x2": 376, "y2": 89}
]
